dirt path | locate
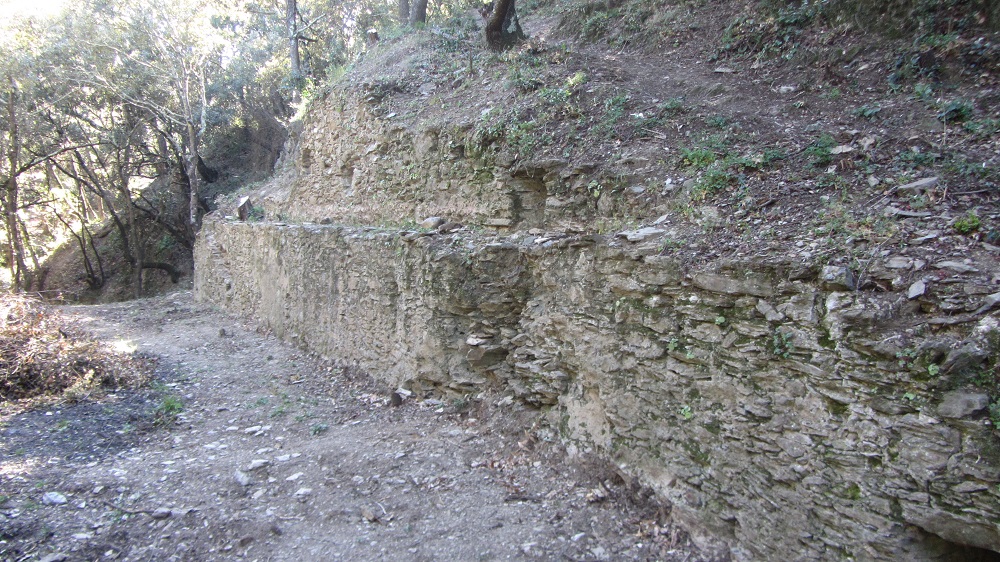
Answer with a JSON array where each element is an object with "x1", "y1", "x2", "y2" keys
[{"x1": 0, "y1": 291, "x2": 708, "y2": 561}]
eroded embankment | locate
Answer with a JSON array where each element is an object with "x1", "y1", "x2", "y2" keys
[{"x1": 195, "y1": 217, "x2": 1000, "y2": 561}]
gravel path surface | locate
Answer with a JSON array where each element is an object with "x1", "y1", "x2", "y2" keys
[{"x1": 0, "y1": 292, "x2": 711, "y2": 561}]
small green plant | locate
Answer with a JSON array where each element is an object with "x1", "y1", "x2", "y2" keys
[
  {"x1": 896, "y1": 347, "x2": 918, "y2": 369},
  {"x1": 854, "y1": 104, "x2": 882, "y2": 120},
  {"x1": 540, "y1": 87, "x2": 571, "y2": 105},
  {"x1": 805, "y1": 134, "x2": 836, "y2": 167},
  {"x1": 600, "y1": 94, "x2": 630, "y2": 135},
  {"x1": 54, "y1": 420, "x2": 70, "y2": 432},
  {"x1": 913, "y1": 83, "x2": 933, "y2": 100},
  {"x1": 452, "y1": 397, "x2": 471, "y2": 412},
  {"x1": 953, "y1": 211, "x2": 981, "y2": 235},
  {"x1": 822, "y1": 87, "x2": 841, "y2": 100},
  {"x1": 667, "y1": 338, "x2": 680, "y2": 352},
  {"x1": 772, "y1": 329, "x2": 794, "y2": 359},
  {"x1": 247, "y1": 205, "x2": 266, "y2": 221},
  {"x1": 661, "y1": 97, "x2": 685, "y2": 114},
  {"x1": 706, "y1": 115, "x2": 729, "y2": 129},
  {"x1": 679, "y1": 405, "x2": 694, "y2": 420},
  {"x1": 938, "y1": 99, "x2": 973, "y2": 123},
  {"x1": 566, "y1": 71, "x2": 587, "y2": 88},
  {"x1": 964, "y1": 118, "x2": 1000, "y2": 138},
  {"x1": 681, "y1": 147, "x2": 716, "y2": 169},
  {"x1": 844, "y1": 483, "x2": 862, "y2": 501},
  {"x1": 902, "y1": 392, "x2": 917, "y2": 401},
  {"x1": 154, "y1": 395, "x2": 184, "y2": 425},
  {"x1": 898, "y1": 148, "x2": 939, "y2": 168},
  {"x1": 507, "y1": 66, "x2": 542, "y2": 91},
  {"x1": 926, "y1": 364, "x2": 940, "y2": 377},
  {"x1": 693, "y1": 168, "x2": 737, "y2": 199},
  {"x1": 714, "y1": 315, "x2": 727, "y2": 325},
  {"x1": 588, "y1": 180, "x2": 603, "y2": 199},
  {"x1": 990, "y1": 402, "x2": 1000, "y2": 427},
  {"x1": 309, "y1": 422, "x2": 329, "y2": 435}
]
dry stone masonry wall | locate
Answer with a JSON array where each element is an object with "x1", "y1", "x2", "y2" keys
[
  {"x1": 196, "y1": 219, "x2": 1000, "y2": 561},
  {"x1": 256, "y1": 89, "x2": 661, "y2": 231}
]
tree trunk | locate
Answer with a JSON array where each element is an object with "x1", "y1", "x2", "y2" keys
[
  {"x1": 186, "y1": 120, "x2": 201, "y2": 236},
  {"x1": 286, "y1": 0, "x2": 302, "y2": 92},
  {"x1": 398, "y1": 0, "x2": 410, "y2": 24},
  {"x1": 409, "y1": 0, "x2": 428, "y2": 25},
  {"x1": 4, "y1": 80, "x2": 31, "y2": 291},
  {"x1": 485, "y1": 0, "x2": 525, "y2": 51}
]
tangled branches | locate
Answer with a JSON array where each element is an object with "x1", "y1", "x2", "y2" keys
[{"x1": 0, "y1": 294, "x2": 152, "y2": 404}]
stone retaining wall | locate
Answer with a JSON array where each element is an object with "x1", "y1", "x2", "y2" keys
[{"x1": 195, "y1": 218, "x2": 1000, "y2": 560}]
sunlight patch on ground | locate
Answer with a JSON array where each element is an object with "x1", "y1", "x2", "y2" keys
[
  {"x1": 0, "y1": 457, "x2": 40, "y2": 480},
  {"x1": 109, "y1": 339, "x2": 138, "y2": 354}
]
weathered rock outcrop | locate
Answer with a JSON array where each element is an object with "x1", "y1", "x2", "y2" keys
[{"x1": 195, "y1": 218, "x2": 1000, "y2": 561}]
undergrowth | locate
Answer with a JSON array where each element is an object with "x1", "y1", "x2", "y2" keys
[{"x1": 0, "y1": 294, "x2": 152, "y2": 405}]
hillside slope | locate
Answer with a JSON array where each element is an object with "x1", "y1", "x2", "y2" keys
[{"x1": 240, "y1": 0, "x2": 997, "y2": 282}]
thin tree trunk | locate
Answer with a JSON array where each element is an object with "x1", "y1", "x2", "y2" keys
[
  {"x1": 186, "y1": 120, "x2": 201, "y2": 235},
  {"x1": 5, "y1": 80, "x2": 31, "y2": 291},
  {"x1": 287, "y1": 0, "x2": 302, "y2": 93}
]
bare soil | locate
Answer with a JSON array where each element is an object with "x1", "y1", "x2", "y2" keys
[{"x1": 1, "y1": 291, "x2": 712, "y2": 561}]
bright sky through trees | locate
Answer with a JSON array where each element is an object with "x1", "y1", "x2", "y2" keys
[{"x1": 0, "y1": 0, "x2": 66, "y2": 18}]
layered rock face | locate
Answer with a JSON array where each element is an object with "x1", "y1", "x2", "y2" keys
[
  {"x1": 195, "y1": 220, "x2": 1000, "y2": 560},
  {"x1": 251, "y1": 89, "x2": 667, "y2": 231}
]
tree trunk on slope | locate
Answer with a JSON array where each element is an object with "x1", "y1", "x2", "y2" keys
[{"x1": 485, "y1": 0, "x2": 525, "y2": 51}]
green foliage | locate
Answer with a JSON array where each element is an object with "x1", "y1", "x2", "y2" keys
[
  {"x1": 567, "y1": 0, "x2": 681, "y2": 47},
  {"x1": 854, "y1": 104, "x2": 882, "y2": 120},
  {"x1": 913, "y1": 82, "x2": 934, "y2": 100},
  {"x1": 155, "y1": 395, "x2": 184, "y2": 425},
  {"x1": 692, "y1": 168, "x2": 737, "y2": 199},
  {"x1": 963, "y1": 118, "x2": 1000, "y2": 138},
  {"x1": 897, "y1": 148, "x2": 939, "y2": 169},
  {"x1": 953, "y1": 211, "x2": 981, "y2": 234},
  {"x1": 805, "y1": 134, "x2": 837, "y2": 167},
  {"x1": 154, "y1": 234, "x2": 176, "y2": 255},
  {"x1": 896, "y1": 347, "x2": 919, "y2": 369},
  {"x1": 938, "y1": 99, "x2": 974, "y2": 123},
  {"x1": 681, "y1": 148, "x2": 717, "y2": 169},
  {"x1": 603, "y1": 94, "x2": 630, "y2": 123},
  {"x1": 990, "y1": 402, "x2": 1000, "y2": 427},
  {"x1": 679, "y1": 405, "x2": 694, "y2": 420},
  {"x1": 772, "y1": 329, "x2": 794, "y2": 359},
  {"x1": 310, "y1": 422, "x2": 329, "y2": 435}
]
